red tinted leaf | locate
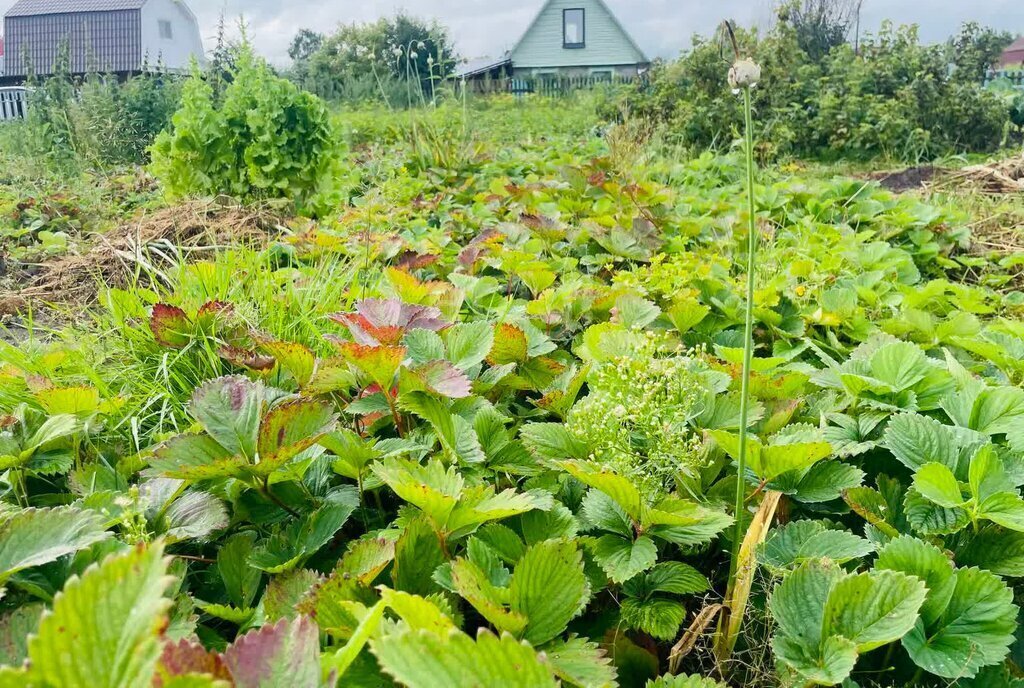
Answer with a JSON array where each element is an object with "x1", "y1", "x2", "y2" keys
[
  {"x1": 150, "y1": 304, "x2": 192, "y2": 348},
  {"x1": 254, "y1": 398, "x2": 337, "y2": 476},
  {"x1": 457, "y1": 228, "x2": 502, "y2": 268},
  {"x1": 337, "y1": 342, "x2": 406, "y2": 391},
  {"x1": 222, "y1": 616, "x2": 319, "y2": 688},
  {"x1": 219, "y1": 346, "x2": 276, "y2": 372},
  {"x1": 330, "y1": 299, "x2": 447, "y2": 346},
  {"x1": 260, "y1": 341, "x2": 316, "y2": 387},
  {"x1": 155, "y1": 637, "x2": 231, "y2": 687},
  {"x1": 336, "y1": 299, "x2": 447, "y2": 340},
  {"x1": 329, "y1": 313, "x2": 405, "y2": 346},
  {"x1": 405, "y1": 360, "x2": 473, "y2": 399},
  {"x1": 190, "y1": 376, "x2": 263, "y2": 459},
  {"x1": 487, "y1": 323, "x2": 529, "y2": 365},
  {"x1": 197, "y1": 301, "x2": 234, "y2": 318},
  {"x1": 395, "y1": 251, "x2": 440, "y2": 270}
]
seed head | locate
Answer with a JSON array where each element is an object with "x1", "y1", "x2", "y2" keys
[{"x1": 728, "y1": 57, "x2": 761, "y2": 89}]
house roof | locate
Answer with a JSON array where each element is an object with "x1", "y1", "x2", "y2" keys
[
  {"x1": 5, "y1": 0, "x2": 148, "y2": 17},
  {"x1": 456, "y1": 55, "x2": 512, "y2": 78},
  {"x1": 1006, "y1": 36, "x2": 1024, "y2": 51},
  {"x1": 999, "y1": 36, "x2": 1024, "y2": 66},
  {"x1": 510, "y1": 0, "x2": 648, "y2": 64}
]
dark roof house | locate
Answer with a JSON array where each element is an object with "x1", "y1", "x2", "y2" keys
[
  {"x1": 2, "y1": 0, "x2": 203, "y2": 82},
  {"x1": 458, "y1": 0, "x2": 648, "y2": 81},
  {"x1": 999, "y1": 36, "x2": 1024, "y2": 68}
]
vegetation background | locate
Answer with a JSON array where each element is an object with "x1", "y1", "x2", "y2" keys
[{"x1": 0, "y1": 2, "x2": 1023, "y2": 687}]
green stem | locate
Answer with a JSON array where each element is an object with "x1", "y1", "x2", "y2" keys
[
  {"x1": 730, "y1": 87, "x2": 758, "y2": 579},
  {"x1": 259, "y1": 479, "x2": 301, "y2": 519}
]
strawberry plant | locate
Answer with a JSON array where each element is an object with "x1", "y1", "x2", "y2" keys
[{"x1": 4, "y1": 75, "x2": 1024, "y2": 688}]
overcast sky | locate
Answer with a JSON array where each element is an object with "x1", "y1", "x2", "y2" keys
[{"x1": 3, "y1": 1, "x2": 1023, "y2": 64}]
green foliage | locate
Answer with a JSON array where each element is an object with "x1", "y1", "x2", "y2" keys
[
  {"x1": 770, "y1": 561, "x2": 927, "y2": 685},
  {"x1": 14, "y1": 43, "x2": 181, "y2": 171},
  {"x1": 610, "y1": 21, "x2": 1018, "y2": 161},
  {"x1": 26, "y1": 542, "x2": 173, "y2": 687},
  {"x1": 4, "y1": 85, "x2": 1024, "y2": 688},
  {"x1": 289, "y1": 13, "x2": 456, "y2": 105},
  {"x1": 150, "y1": 49, "x2": 344, "y2": 214},
  {"x1": 876, "y1": 537, "x2": 1017, "y2": 680}
]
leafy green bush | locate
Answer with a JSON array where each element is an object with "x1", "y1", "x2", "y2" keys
[
  {"x1": 150, "y1": 50, "x2": 344, "y2": 214},
  {"x1": 610, "y1": 22, "x2": 1016, "y2": 161}
]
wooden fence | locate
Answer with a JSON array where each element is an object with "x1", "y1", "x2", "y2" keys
[
  {"x1": 986, "y1": 69, "x2": 1024, "y2": 90},
  {"x1": 0, "y1": 88, "x2": 29, "y2": 121},
  {"x1": 464, "y1": 74, "x2": 639, "y2": 97}
]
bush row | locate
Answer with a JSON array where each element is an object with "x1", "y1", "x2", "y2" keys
[{"x1": 605, "y1": 22, "x2": 1020, "y2": 161}]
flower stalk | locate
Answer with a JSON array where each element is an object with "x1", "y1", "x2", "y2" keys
[
  {"x1": 730, "y1": 82, "x2": 759, "y2": 578},
  {"x1": 714, "y1": 22, "x2": 766, "y2": 672}
]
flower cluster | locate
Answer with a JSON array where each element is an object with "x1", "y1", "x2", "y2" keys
[{"x1": 567, "y1": 336, "x2": 706, "y2": 501}]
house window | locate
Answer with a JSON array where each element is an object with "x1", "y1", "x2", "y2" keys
[
  {"x1": 159, "y1": 20, "x2": 173, "y2": 40},
  {"x1": 563, "y1": 9, "x2": 585, "y2": 48}
]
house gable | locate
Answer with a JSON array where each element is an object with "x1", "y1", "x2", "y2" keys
[
  {"x1": 139, "y1": 0, "x2": 205, "y2": 71},
  {"x1": 510, "y1": 0, "x2": 647, "y2": 70},
  {"x1": 2, "y1": 0, "x2": 203, "y2": 78}
]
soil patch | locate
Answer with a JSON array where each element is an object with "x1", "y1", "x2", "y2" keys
[{"x1": 868, "y1": 166, "x2": 938, "y2": 193}]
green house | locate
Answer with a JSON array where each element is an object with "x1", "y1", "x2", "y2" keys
[{"x1": 458, "y1": 0, "x2": 649, "y2": 82}]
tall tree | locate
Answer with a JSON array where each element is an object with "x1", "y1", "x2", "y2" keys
[
  {"x1": 949, "y1": 22, "x2": 1015, "y2": 82},
  {"x1": 289, "y1": 14, "x2": 456, "y2": 104},
  {"x1": 777, "y1": 0, "x2": 861, "y2": 61}
]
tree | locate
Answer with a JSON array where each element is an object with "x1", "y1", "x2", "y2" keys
[
  {"x1": 949, "y1": 22, "x2": 1015, "y2": 83},
  {"x1": 288, "y1": 14, "x2": 456, "y2": 104},
  {"x1": 289, "y1": 29, "x2": 325, "y2": 63},
  {"x1": 776, "y1": 0, "x2": 861, "y2": 61}
]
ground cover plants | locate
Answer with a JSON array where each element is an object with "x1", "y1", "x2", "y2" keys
[{"x1": 1, "y1": 26, "x2": 1024, "y2": 688}]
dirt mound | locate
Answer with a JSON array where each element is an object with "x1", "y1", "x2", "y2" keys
[
  {"x1": 869, "y1": 166, "x2": 938, "y2": 193},
  {"x1": 1, "y1": 199, "x2": 283, "y2": 308}
]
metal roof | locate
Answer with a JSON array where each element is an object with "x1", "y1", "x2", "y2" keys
[
  {"x1": 455, "y1": 55, "x2": 512, "y2": 78},
  {"x1": 5, "y1": 0, "x2": 148, "y2": 17}
]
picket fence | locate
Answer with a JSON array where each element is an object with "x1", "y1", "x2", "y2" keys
[
  {"x1": 986, "y1": 69, "x2": 1024, "y2": 90},
  {"x1": 465, "y1": 74, "x2": 639, "y2": 97},
  {"x1": 0, "y1": 88, "x2": 29, "y2": 121}
]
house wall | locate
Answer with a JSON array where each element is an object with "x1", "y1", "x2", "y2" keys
[
  {"x1": 3, "y1": 10, "x2": 142, "y2": 77},
  {"x1": 139, "y1": 0, "x2": 204, "y2": 71},
  {"x1": 1000, "y1": 50, "x2": 1024, "y2": 68},
  {"x1": 510, "y1": 0, "x2": 646, "y2": 70}
]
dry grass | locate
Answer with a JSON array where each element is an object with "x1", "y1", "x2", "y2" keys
[
  {"x1": 939, "y1": 154, "x2": 1024, "y2": 194},
  {"x1": 0, "y1": 198, "x2": 285, "y2": 309},
  {"x1": 922, "y1": 153, "x2": 1024, "y2": 291}
]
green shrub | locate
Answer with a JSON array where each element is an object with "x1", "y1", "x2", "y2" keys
[
  {"x1": 609, "y1": 22, "x2": 1016, "y2": 162},
  {"x1": 11, "y1": 42, "x2": 182, "y2": 171},
  {"x1": 150, "y1": 49, "x2": 344, "y2": 215}
]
